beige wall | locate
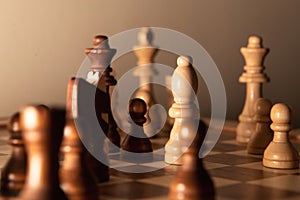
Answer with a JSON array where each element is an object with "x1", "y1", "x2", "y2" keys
[{"x1": 1, "y1": 0, "x2": 300, "y2": 126}]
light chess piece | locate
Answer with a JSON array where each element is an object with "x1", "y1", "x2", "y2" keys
[
  {"x1": 165, "y1": 56, "x2": 199, "y2": 165},
  {"x1": 133, "y1": 27, "x2": 162, "y2": 137},
  {"x1": 263, "y1": 103, "x2": 299, "y2": 169},
  {"x1": 236, "y1": 35, "x2": 270, "y2": 144},
  {"x1": 247, "y1": 98, "x2": 273, "y2": 154}
]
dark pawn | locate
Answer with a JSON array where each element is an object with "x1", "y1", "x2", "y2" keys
[
  {"x1": 18, "y1": 105, "x2": 67, "y2": 200},
  {"x1": 169, "y1": 120, "x2": 215, "y2": 200},
  {"x1": 60, "y1": 78, "x2": 99, "y2": 200},
  {"x1": 121, "y1": 98, "x2": 153, "y2": 161},
  {"x1": 0, "y1": 113, "x2": 26, "y2": 197}
]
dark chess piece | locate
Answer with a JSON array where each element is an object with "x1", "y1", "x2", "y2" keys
[
  {"x1": 85, "y1": 35, "x2": 120, "y2": 152},
  {"x1": 59, "y1": 78, "x2": 99, "y2": 200},
  {"x1": 121, "y1": 98, "x2": 153, "y2": 162},
  {"x1": 247, "y1": 98, "x2": 273, "y2": 155},
  {"x1": 0, "y1": 112, "x2": 26, "y2": 197},
  {"x1": 18, "y1": 105, "x2": 67, "y2": 200},
  {"x1": 75, "y1": 78, "x2": 110, "y2": 183},
  {"x1": 169, "y1": 120, "x2": 215, "y2": 200}
]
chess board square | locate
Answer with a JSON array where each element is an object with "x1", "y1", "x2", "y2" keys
[
  {"x1": 211, "y1": 177, "x2": 240, "y2": 188},
  {"x1": 211, "y1": 142, "x2": 246, "y2": 152},
  {"x1": 239, "y1": 161, "x2": 300, "y2": 175},
  {"x1": 139, "y1": 175, "x2": 173, "y2": 187},
  {"x1": 109, "y1": 158, "x2": 135, "y2": 168},
  {"x1": 204, "y1": 153, "x2": 261, "y2": 165},
  {"x1": 208, "y1": 166, "x2": 281, "y2": 182},
  {"x1": 218, "y1": 183, "x2": 300, "y2": 200},
  {"x1": 140, "y1": 161, "x2": 168, "y2": 169},
  {"x1": 110, "y1": 167, "x2": 168, "y2": 180},
  {"x1": 100, "y1": 175, "x2": 133, "y2": 186},
  {"x1": 99, "y1": 181, "x2": 169, "y2": 199},
  {"x1": 203, "y1": 161, "x2": 229, "y2": 170},
  {"x1": 248, "y1": 175, "x2": 300, "y2": 193}
]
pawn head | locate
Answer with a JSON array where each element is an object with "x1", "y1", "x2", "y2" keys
[
  {"x1": 255, "y1": 98, "x2": 272, "y2": 116},
  {"x1": 20, "y1": 105, "x2": 50, "y2": 131},
  {"x1": 270, "y1": 103, "x2": 291, "y2": 124},
  {"x1": 129, "y1": 98, "x2": 147, "y2": 126}
]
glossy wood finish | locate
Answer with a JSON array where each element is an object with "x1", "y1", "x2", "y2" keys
[
  {"x1": 247, "y1": 98, "x2": 273, "y2": 155},
  {"x1": 0, "y1": 113, "x2": 26, "y2": 197},
  {"x1": 121, "y1": 98, "x2": 153, "y2": 161},
  {"x1": 60, "y1": 78, "x2": 99, "y2": 200},
  {"x1": 86, "y1": 35, "x2": 120, "y2": 152},
  {"x1": 165, "y1": 56, "x2": 199, "y2": 165},
  {"x1": 74, "y1": 78, "x2": 110, "y2": 183},
  {"x1": 18, "y1": 105, "x2": 67, "y2": 200},
  {"x1": 236, "y1": 36, "x2": 270, "y2": 144},
  {"x1": 132, "y1": 27, "x2": 161, "y2": 137},
  {"x1": 169, "y1": 120, "x2": 215, "y2": 200},
  {"x1": 263, "y1": 103, "x2": 299, "y2": 169}
]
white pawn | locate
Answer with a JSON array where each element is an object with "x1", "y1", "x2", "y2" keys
[
  {"x1": 247, "y1": 98, "x2": 273, "y2": 155},
  {"x1": 165, "y1": 56, "x2": 199, "y2": 165},
  {"x1": 263, "y1": 103, "x2": 299, "y2": 169}
]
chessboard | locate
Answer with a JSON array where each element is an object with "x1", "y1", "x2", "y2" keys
[{"x1": 2, "y1": 120, "x2": 299, "y2": 200}]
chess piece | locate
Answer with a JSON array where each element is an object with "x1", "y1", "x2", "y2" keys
[
  {"x1": 169, "y1": 120, "x2": 215, "y2": 200},
  {"x1": 160, "y1": 75, "x2": 175, "y2": 135},
  {"x1": 263, "y1": 103, "x2": 299, "y2": 169},
  {"x1": 18, "y1": 105, "x2": 67, "y2": 200},
  {"x1": 236, "y1": 36, "x2": 269, "y2": 144},
  {"x1": 0, "y1": 112, "x2": 26, "y2": 196},
  {"x1": 86, "y1": 35, "x2": 120, "y2": 152},
  {"x1": 60, "y1": 78, "x2": 99, "y2": 200},
  {"x1": 247, "y1": 98, "x2": 273, "y2": 154},
  {"x1": 133, "y1": 27, "x2": 162, "y2": 137},
  {"x1": 121, "y1": 98, "x2": 153, "y2": 161},
  {"x1": 165, "y1": 56, "x2": 199, "y2": 165},
  {"x1": 75, "y1": 78, "x2": 110, "y2": 183}
]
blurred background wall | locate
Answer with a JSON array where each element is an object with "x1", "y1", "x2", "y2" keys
[{"x1": 0, "y1": 0, "x2": 300, "y2": 126}]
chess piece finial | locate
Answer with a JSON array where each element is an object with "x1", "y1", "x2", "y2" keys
[
  {"x1": 137, "y1": 27, "x2": 153, "y2": 46},
  {"x1": 247, "y1": 98, "x2": 273, "y2": 154},
  {"x1": 263, "y1": 103, "x2": 299, "y2": 169},
  {"x1": 165, "y1": 55, "x2": 199, "y2": 165},
  {"x1": 60, "y1": 78, "x2": 99, "y2": 200},
  {"x1": 236, "y1": 35, "x2": 269, "y2": 144},
  {"x1": 248, "y1": 35, "x2": 261, "y2": 48},
  {"x1": 85, "y1": 35, "x2": 116, "y2": 73},
  {"x1": 121, "y1": 98, "x2": 153, "y2": 161},
  {"x1": 93, "y1": 35, "x2": 109, "y2": 48},
  {"x1": 0, "y1": 112, "x2": 26, "y2": 197},
  {"x1": 18, "y1": 105, "x2": 67, "y2": 200}
]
